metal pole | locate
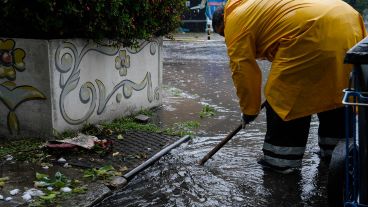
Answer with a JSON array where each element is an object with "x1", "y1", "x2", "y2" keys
[
  {"x1": 357, "y1": 64, "x2": 368, "y2": 204},
  {"x1": 88, "y1": 135, "x2": 191, "y2": 207},
  {"x1": 199, "y1": 102, "x2": 266, "y2": 165},
  {"x1": 124, "y1": 135, "x2": 191, "y2": 181},
  {"x1": 199, "y1": 124, "x2": 242, "y2": 165},
  {"x1": 358, "y1": 106, "x2": 368, "y2": 204}
]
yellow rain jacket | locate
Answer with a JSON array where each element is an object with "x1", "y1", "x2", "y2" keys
[{"x1": 224, "y1": 0, "x2": 367, "y2": 121}]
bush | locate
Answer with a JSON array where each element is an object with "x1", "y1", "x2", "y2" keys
[{"x1": 0, "y1": 0, "x2": 187, "y2": 47}]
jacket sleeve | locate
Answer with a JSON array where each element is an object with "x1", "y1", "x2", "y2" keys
[{"x1": 227, "y1": 32, "x2": 262, "y2": 115}]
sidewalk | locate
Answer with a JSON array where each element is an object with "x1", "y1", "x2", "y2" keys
[{"x1": 0, "y1": 123, "x2": 183, "y2": 207}]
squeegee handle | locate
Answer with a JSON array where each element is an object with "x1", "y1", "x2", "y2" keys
[
  {"x1": 198, "y1": 102, "x2": 266, "y2": 165},
  {"x1": 198, "y1": 124, "x2": 242, "y2": 165}
]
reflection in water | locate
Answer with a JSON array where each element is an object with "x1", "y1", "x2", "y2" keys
[
  {"x1": 262, "y1": 170, "x2": 303, "y2": 206},
  {"x1": 95, "y1": 38, "x2": 328, "y2": 207}
]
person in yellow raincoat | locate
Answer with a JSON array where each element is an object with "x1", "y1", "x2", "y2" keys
[{"x1": 212, "y1": 0, "x2": 367, "y2": 173}]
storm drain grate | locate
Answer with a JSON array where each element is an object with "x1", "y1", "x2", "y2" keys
[{"x1": 65, "y1": 131, "x2": 179, "y2": 171}]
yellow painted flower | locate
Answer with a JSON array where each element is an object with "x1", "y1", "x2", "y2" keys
[
  {"x1": 0, "y1": 39, "x2": 26, "y2": 81},
  {"x1": 115, "y1": 50, "x2": 130, "y2": 77}
]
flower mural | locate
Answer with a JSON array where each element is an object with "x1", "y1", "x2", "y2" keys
[
  {"x1": 0, "y1": 39, "x2": 26, "y2": 80},
  {"x1": 56, "y1": 40, "x2": 159, "y2": 125},
  {"x1": 115, "y1": 50, "x2": 130, "y2": 77},
  {"x1": 0, "y1": 39, "x2": 46, "y2": 135}
]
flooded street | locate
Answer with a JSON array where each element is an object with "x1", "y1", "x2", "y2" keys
[{"x1": 96, "y1": 34, "x2": 329, "y2": 207}]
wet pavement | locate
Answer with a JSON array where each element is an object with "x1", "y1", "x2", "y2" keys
[
  {"x1": 95, "y1": 33, "x2": 329, "y2": 207},
  {"x1": 0, "y1": 131, "x2": 180, "y2": 207}
]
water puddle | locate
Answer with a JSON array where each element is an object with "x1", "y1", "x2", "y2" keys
[
  {"x1": 97, "y1": 117, "x2": 327, "y2": 206},
  {"x1": 95, "y1": 36, "x2": 328, "y2": 207}
]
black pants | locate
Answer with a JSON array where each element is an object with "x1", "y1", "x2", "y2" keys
[{"x1": 262, "y1": 102, "x2": 349, "y2": 168}]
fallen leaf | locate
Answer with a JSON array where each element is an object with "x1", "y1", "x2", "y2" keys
[
  {"x1": 73, "y1": 186, "x2": 87, "y2": 194},
  {"x1": 103, "y1": 129, "x2": 113, "y2": 136},
  {"x1": 117, "y1": 134, "x2": 124, "y2": 140},
  {"x1": 36, "y1": 172, "x2": 49, "y2": 180},
  {"x1": 112, "y1": 152, "x2": 120, "y2": 157},
  {"x1": 35, "y1": 153, "x2": 44, "y2": 157},
  {"x1": 40, "y1": 163, "x2": 53, "y2": 168},
  {"x1": 0, "y1": 177, "x2": 9, "y2": 182},
  {"x1": 114, "y1": 171, "x2": 122, "y2": 176},
  {"x1": 136, "y1": 153, "x2": 147, "y2": 159},
  {"x1": 119, "y1": 166, "x2": 129, "y2": 172},
  {"x1": 40, "y1": 193, "x2": 56, "y2": 200}
]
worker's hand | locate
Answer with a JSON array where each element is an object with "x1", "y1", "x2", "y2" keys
[{"x1": 241, "y1": 113, "x2": 257, "y2": 128}]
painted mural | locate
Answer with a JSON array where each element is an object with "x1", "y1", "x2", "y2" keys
[
  {"x1": 55, "y1": 40, "x2": 160, "y2": 125},
  {"x1": 0, "y1": 39, "x2": 46, "y2": 134}
]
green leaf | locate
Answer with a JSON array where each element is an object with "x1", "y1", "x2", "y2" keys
[
  {"x1": 52, "y1": 180, "x2": 66, "y2": 188},
  {"x1": 0, "y1": 177, "x2": 10, "y2": 182},
  {"x1": 55, "y1": 172, "x2": 63, "y2": 179},
  {"x1": 199, "y1": 105, "x2": 216, "y2": 118},
  {"x1": 83, "y1": 169, "x2": 96, "y2": 180},
  {"x1": 40, "y1": 192, "x2": 57, "y2": 201},
  {"x1": 83, "y1": 165, "x2": 118, "y2": 181},
  {"x1": 99, "y1": 165, "x2": 114, "y2": 172},
  {"x1": 36, "y1": 172, "x2": 49, "y2": 180},
  {"x1": 72, "y1": 186, "x2": 87, "y2": 194}
]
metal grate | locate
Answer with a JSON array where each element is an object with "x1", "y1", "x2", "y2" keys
[{"x1": 63, "y1": 131, "x2": 178, "y2": 171}]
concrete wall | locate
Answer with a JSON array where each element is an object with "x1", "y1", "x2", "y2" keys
[{"x1": 0, "y1": 38, "x2": 162, "y2": 138}]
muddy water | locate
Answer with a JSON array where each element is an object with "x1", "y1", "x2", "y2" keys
[{"x1": 96, "y1": 35, "x2": 329, "y2": 207}]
